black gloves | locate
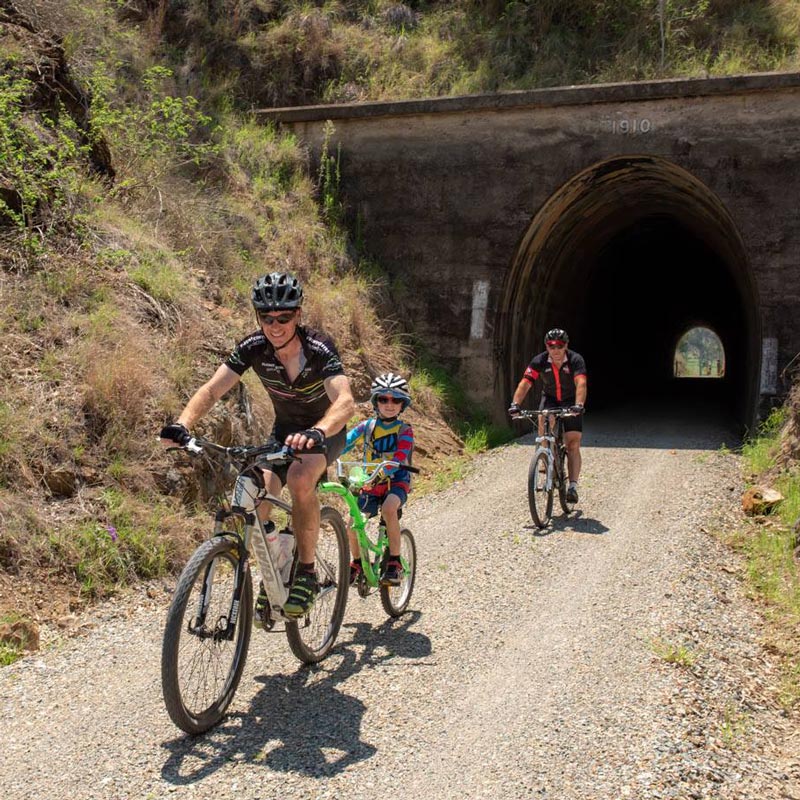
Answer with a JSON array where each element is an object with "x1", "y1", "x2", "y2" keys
[
  {"x1": 508, "y1": 403, "x2": 522, "y2": 418},
  {"x1": 160, "y1": 422, "x2": 191, "y2": 445},
  {"x1": 569, "y1": 404, "x2": 585, "y2": 415},
  {"x1": 299, "y1": 427, "x2": 325, "y2": 446}
]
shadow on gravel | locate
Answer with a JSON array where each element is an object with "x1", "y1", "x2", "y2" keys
[
  {"x1": 160, "y1": 611, "x2": 431, "y2": 783},
  {"x1": 525, "y1": 510, "x2": 610, "y2": 537},
  {"x1": 514, "y1": 400, "x2": 741, "y2": 451}
]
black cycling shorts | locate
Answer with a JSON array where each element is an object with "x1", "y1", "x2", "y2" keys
[{"x1": 540, "y1": 396, "x2": 583, "y2": 433}]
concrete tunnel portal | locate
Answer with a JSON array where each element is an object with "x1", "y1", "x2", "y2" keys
[{"x1": 497, "y1": 156, "x2": 760, "y2": 431}]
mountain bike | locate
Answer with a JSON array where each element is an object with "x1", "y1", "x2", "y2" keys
[
  {"x1": 518, "y1": 408, "x2": 583, "y2": 528},
  {"x1": 160, "y1": 436, "x2": 348, "y2": 735},
  {"x1": 321, "y1": 459, "x2": 420, "y2": 617}
]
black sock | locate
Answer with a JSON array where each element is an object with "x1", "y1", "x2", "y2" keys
[{"x1": 298, "y1": 561, "x2": 315, "y2": 574}]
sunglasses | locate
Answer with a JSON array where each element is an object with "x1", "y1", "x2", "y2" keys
[
  {"x1": 546, "y1": 342, "x2": 566, "y2": 349},
  {"x1": 258, "y1": 311, "x2": 297, "y2": 325},
  {"x1": 377, "y1": 395, "x2": 403, "y2": 404}
]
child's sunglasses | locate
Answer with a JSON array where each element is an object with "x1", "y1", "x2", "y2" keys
[{"x1": 376, "y1": 395, "x2": 403, "y2": 404}]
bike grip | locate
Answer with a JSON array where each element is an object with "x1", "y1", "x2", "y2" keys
[{"x1": 406, "y1": 465, "x2": 421, "y2": 474}]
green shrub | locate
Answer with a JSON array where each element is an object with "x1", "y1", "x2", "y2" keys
[{"x1": 0, "y1": 68, "x2": 86, "y2": 259}]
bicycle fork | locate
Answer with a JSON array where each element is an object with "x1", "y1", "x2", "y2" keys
[{"x1": 534, "y1": 436, "x2": 556, "y2": 491}]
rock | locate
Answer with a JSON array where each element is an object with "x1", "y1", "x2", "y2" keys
[
  {"x1": 741, "y1": 485, "x2": 783, "y2": 515},
  {"x1": 0, "y1": 618, "x2": 40, "y2": 651},
  {"x1": 43, "y1": 466, "x2": 78, "y2": 497}
]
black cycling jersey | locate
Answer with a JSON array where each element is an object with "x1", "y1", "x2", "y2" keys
[
  {"x1": 522, "y1": 349, "x2": 587, "y2": 403},
  {"x1": 225, "y1": 326, "x2": 345, "y2": 433}
]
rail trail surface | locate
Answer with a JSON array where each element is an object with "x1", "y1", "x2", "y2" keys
[{"x1": 2, "y1": 409, "x2": 798, "y2": 800}]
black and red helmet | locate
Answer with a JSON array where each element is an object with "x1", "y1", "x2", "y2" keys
[{"x1": 544, "y1": 328, "x2": 569, "y2": 346}]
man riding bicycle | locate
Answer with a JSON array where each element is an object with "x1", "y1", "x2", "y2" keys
[
  {"x1": 159, "y1": 271, "x2": 355, "y2": 618},
  {"x1": 508, "y1": 328, "x2": 587, "y2": 503}
]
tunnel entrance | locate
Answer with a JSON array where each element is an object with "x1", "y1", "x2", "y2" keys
[{"x1": 497, "y1": 155, "x2": 760, "y2": 432}]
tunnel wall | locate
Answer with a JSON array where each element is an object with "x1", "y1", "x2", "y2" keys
[
  {"x1": 263, "y1": 74, "x2": 800, "y2": 426},
  {"x1": 499, "y1": 156, "x2": 759, "y2": 425}
]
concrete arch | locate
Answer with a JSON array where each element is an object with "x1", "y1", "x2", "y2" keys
[{"x1": 497, "y1": 155, "x2": 760, "y2": 429}]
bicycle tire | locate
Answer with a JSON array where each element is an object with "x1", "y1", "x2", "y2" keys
[
  {"x1": 528, "y1": 450, "x2": 553, "y2": 528},
  {"x1": 162, "y1": 536, "x2": 253, "y2": 735},
  {"x1": 286, "y1": 506, "x2": 349, "y2": 664},
  {"x1": 557, "y1": 447, "x2": 576, "y2": 515},
  {"x1": 380, "y1": 528, "x2": 417, "y2": 617}
]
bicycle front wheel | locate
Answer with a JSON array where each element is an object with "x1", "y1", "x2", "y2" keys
[
  {"x1": 162, "y1": 536, "x2": 253, "y2": 735},
  {"x1": 286, "y1": 506, "x2": 349, "y2": 664},
  {"x1": 528, "y1": 450, "x2": 553, "y2": 528},
  {"x1": 557, "y1": 447, "x2": 576, "y2": 515},
  {"x1": 380, "y1": 528, "x2": 417, "y2": 617}
]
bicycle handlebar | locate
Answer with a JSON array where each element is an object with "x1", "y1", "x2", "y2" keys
[
  {"x1": 169, "y1": 435, "x2": 326, "y2": 470},
  {"x1": 335, "y1": 459, "x2": 420, "y2": 488},
  {"x1": 517, "y1": 407, "x2": 583, "y2": 419}
]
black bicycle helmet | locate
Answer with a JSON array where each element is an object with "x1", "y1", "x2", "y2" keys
[
  {"x1": 370, "y1": 372, "x2": 412, "y2": 411},
  {"x1": 251, "y1": 272, "x2": 304, "y2": 312},
  {"x1": 544, "y1": 328, "x2": 569, "y2": 344}
]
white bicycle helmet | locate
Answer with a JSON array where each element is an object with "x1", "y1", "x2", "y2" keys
[{"x1": 370, "y1": 372, "x2": 412, "y2": 411}]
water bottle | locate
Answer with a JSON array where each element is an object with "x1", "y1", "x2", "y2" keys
[{"x1": 277, "y1": 528, "x2": 294, "y2": 583}]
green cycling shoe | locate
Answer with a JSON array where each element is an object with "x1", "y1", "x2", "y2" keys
[{"x1": 283, "y1": 570, "x2": 319, "y2": 618}]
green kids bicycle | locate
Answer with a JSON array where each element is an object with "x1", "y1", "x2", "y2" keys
[{"x1": 321, "y1": 459, "x2": 419, "y2": 617}]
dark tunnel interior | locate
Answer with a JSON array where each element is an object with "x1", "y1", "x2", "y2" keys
[
  {"x1": 571, "y1": 216, "x2": 748, "y2": 421},
  {"x1": 499, "y1": 157, "x2": 760, "y2": 435}
]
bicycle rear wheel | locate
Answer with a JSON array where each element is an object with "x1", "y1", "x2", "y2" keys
[
  {"x1": 528, "y1": 450, "x2": 553, "y2": 528},
  {"x1": 557, "y1": 447, "x2": 576, "y2": 515},
  {"x1": 380, "y1": 528, "x2": 417, "y2": 617},
  {"x1": 162, "y1": 536, "x2": 252, "y2": 735},
  {"x1": 286, "y1": 506, "x2": 349, "y2": 664}
]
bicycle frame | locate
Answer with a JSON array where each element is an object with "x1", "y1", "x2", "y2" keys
[
  {"x1": 520, "y1": 409, "x2": 573, "y2": 491},
  {"x1": 320, "y1": 460, "x2": 410, "y2": 588},
  {"x1": 183, "y1": 438, "x2": 333, "y2": 624}
]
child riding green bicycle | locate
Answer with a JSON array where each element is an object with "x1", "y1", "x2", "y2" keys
[{"x1": 341, "y1": 373, "x2": 415, "y2": 587}]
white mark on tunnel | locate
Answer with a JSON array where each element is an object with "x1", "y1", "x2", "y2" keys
[
  {"x1": 470, "y1": 280, "x2": 489, "y2": 339},
  {"x1": 760, "y1": 337, "x2": 778, "y2": 395}
]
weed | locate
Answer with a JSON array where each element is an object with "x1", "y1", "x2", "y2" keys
[
  {"x1": 0, "y1": 641, "x2": 23, "y2": 667},
  {"x1": 651, "y1": 636, "x2": 697, "y2": 667},
  {"x1": 719, "y1": 701, "x2": 750, "y2": 747}
]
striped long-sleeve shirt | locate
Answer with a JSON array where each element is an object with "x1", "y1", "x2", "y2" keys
[{"x1": 342, "y1": 416, "x2": 414, "y2": 497}]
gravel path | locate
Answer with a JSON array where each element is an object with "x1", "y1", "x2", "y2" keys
[{"x1": 2, "y1": 409, "x2": 798, "y2": 799}]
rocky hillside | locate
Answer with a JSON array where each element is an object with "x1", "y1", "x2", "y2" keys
[{"x1": 0, "y1": 0, "x2": 462, "y2": 631}]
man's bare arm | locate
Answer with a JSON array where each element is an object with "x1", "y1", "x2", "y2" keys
[
  {"x1": 575, "y1": 375, "x2": 587, "y2": 407},
  {"x1": 176, "y1": 365, "x2": 241, "y2": 429},
  {"x1": 315, "y1": 374, "x2": 356, "y2": 436},
  {"x1": 512, "y1": 378, "x2": 533, "y2": 406}
]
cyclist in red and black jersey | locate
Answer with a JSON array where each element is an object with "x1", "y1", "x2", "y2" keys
[
  {"x1": 160, "y1": 272, "x2": 355, "y2": 618},
  {"x1": 508, "y1": 328, "x2": 587, "y2": 504}
]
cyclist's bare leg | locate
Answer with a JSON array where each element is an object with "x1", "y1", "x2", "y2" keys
[
  {"x1": 564, "y1": 431, "x2": 582, "y2": 482},
  {"x1": 380, "y1": 493, "x2": 402, "y2": 556},
  {"x1": 285, "y1": 453, "x2": 327, "y2": 563}
]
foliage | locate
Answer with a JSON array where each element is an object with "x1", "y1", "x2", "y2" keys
[
  {"x1": 49, "y1": 489, "x2": 175, "y2": 597},
  {"x1": 158, "y1": 0, "x2": 800, "y2": 106},
  {"x1": 742, "y1": 407, "x2": 786, "y2": 476},
  {"x1": 0, "y1": 68, "x2": 86, "y2": 260},
  {"x1": 318, "y1": 121, "x2": 343, "y2": 223},
  {"x1": 87, "y1": 64, "x2": 219, "y2": 192},
  {"x1": 733, "y1": 395, "x2": 800, "y2": 707}
]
